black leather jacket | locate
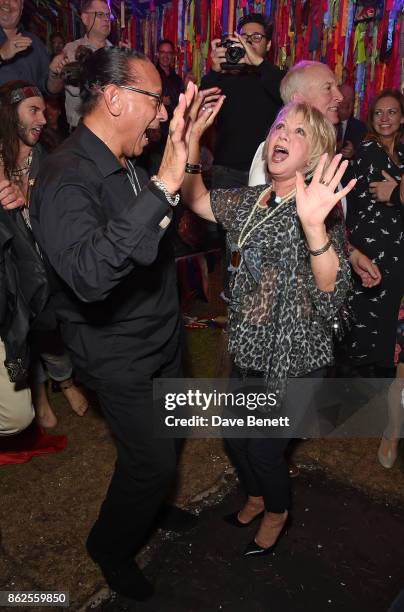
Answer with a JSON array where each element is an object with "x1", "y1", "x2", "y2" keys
[{"x1": 0, "y1": 203, "x2": 49, "y2": 383}]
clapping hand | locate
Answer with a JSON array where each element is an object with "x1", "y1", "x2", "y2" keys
[
  {"x1": 296, "y1": 153, "x2": 356, "y2": 230},
  {"x1": 157, "y1": 82, "x2": 198, "y2": 194},
  {"x1": 187, "y1": 87, "x2": 224, "y2": 141},
  {"x1": 158, "y1": 83, "x2": 224, "y2": 195}
]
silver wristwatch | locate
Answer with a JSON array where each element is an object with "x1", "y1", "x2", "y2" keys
[{"x1": 150, "y1": 175, "x2": 180, "y2": 207}]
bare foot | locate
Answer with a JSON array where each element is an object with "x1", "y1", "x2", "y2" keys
[
  {"x1": 255, "y1": 510, "x2": 288, "y2": 549},
  {"x1": 60, "y1": 379, "x2": 88, "y2": 416},
  {"x1": 237, "y1": 495, "x2": 265, "y2": 524},
  {"x1": 32, "y1": 382, "x2": 58, "y2": 428}
]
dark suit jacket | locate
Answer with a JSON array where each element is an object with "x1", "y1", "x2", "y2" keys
[
  {"x1": 343, "y1": 116, "x2": 368, "y2": 153},
  {"x1": 340, "y1": 116, "x2": 368, "y2": 184}
]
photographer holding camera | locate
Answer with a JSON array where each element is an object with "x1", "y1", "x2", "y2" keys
[
  {"x1": 200, "y1": 13, "x2": 284, "y2": 189},
  {"x1": 62, "y1": 0, "x2": 112, "y2": 131}
]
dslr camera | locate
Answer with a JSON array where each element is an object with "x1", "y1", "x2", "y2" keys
[{"x1": 218, "y1": 38, "x2": 246, "y2": 70}]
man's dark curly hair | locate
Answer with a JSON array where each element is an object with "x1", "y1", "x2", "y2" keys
[{"x1": 237, "y1": 13, "x2": 273, "y2": 40}]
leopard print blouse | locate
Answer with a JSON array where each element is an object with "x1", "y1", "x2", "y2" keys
[{"x1": 211, "y1": 185, "x2": 351, "y2": 378}]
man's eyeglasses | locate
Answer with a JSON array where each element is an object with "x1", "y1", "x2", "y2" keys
[
  {"x1": 82, "y1": 10, "x2": 115, "y2": 20},
  {"x1": 119, "y1": 85, "x2": 163, "y2": 111},
  {"x1": 240, "y1": 32, "x2": 267, "y2": 43}
]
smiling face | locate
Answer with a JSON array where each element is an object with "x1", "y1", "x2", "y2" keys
[
  {"x1": 0, "y1": 0, "x2": 22, "y2": 30},
  {"x1": 372, "y1": 95, "x2": 404, "y2": 140},
  {"x1": 156, "y1": 42, "x2": 175, "y2": 71},
  {"x1": 118, "y1": 59, "x2": 168, "y2": 158},
  {"x1": 292, "y1": 64, "x2": 342, "y2": 125},
  {"x1": 17, "y1": 96, "x2": 46, "y2": 147},
  {"x1": 266, "y1": 109, "x2": 312, "y2": 180}
]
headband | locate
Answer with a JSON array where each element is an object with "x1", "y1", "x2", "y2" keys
[{"x1": 9, "y1": 86, "x2": 42, "y2": 105}]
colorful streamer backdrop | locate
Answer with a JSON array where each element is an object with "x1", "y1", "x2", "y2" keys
[{"x1": 27, "y1": 0, "x2": 404, "y2": 119}]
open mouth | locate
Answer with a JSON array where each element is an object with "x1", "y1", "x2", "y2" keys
[
  {"x1": 272, "y1": 144, "x2": 289, "y2": 162},
  {"x1": 141, "y1": 129, "x2": 154, "y2": 145},
  {"x1": 31, "y1": 127, "x2": 42, "y2": 139}
]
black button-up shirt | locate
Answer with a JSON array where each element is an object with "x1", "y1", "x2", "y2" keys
[
  {"x1": 201, "y1": 61, "x2": 284, "y2": 171},
  {"x1": 30, "y1": 123, "x2": 180, "y2": 363},
  {"x1": 0, "y1": 25, "x2": 50, "y2": 93}
]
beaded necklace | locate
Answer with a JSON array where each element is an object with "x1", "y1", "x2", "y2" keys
[
  {"x1": 237, "y1": 185, "x2": 297, "y2": 249},
  {"x1": 0, "y1": 149, "x2": 33, "y2": 182}
]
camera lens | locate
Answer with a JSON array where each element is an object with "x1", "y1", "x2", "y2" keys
[{"x1": 225, "y1": 45, "x2": 246, "y2": 64}]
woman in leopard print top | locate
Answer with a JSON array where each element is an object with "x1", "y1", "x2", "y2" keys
[{"x1": 182, "y1": 99, "x2": 354, "y2": 557}]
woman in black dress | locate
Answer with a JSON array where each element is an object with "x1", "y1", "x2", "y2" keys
[{"x1": 346, "y1": 89, "x2": 404, "y2": 374}]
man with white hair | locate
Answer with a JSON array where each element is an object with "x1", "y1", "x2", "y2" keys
[{"x1": 249, "y1": 60, "x2": 381, "y2": 288}]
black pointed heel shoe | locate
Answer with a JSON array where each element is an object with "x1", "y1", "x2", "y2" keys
[
  {"x1": 243, "y1": 517, "x2": 291, "y2": 557},
  {"x1": 223, "y1": 510, "x2": 264, "y2": 528}
]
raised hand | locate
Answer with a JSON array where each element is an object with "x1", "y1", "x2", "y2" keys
[
  {"x1": 186, "y1": 87, "x2": 224, "y2": 143},
  {"x1": 0, "y1": 180, "x2": 25, "y2": 211},
  {"x1": 296, "y1": 153, "x2": 356, "y2": 231},
  {"x1": 157, "y1": 82, "x2": 198, "y2": 194},
  {"x1": 0, "y1": 33, "x2": 32, "y2": 60}
]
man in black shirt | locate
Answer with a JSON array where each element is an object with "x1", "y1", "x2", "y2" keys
[
  {"x1": 201, "y1": 13, "x2": 284, "y2": 188},
  {"x1": 30, "y1": 47, "x2": 194, "y2": 601}
]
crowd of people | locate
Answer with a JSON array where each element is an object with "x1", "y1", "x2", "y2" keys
[{"x1": 0, "y1": 0, "x2": 403, "y2": 603}]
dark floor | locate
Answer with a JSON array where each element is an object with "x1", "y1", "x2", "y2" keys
[{"x1": 94, "y1": 471, "x2": 404, "y2": 612}]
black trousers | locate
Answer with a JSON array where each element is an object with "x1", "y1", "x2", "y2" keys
[
  {"x1": 61, "y1": 321, "x2": 181, "y2": 564},
  {"x1": 226, "y1": 436, "x2": 291, "y2": 513},
  {"x1": 226, "y1": 367, "x2": 325, "y2": 514}
]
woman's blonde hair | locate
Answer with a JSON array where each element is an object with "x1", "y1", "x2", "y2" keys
[{"x1": 267, "y1": 102, "x2": 336, "y2": 179}]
